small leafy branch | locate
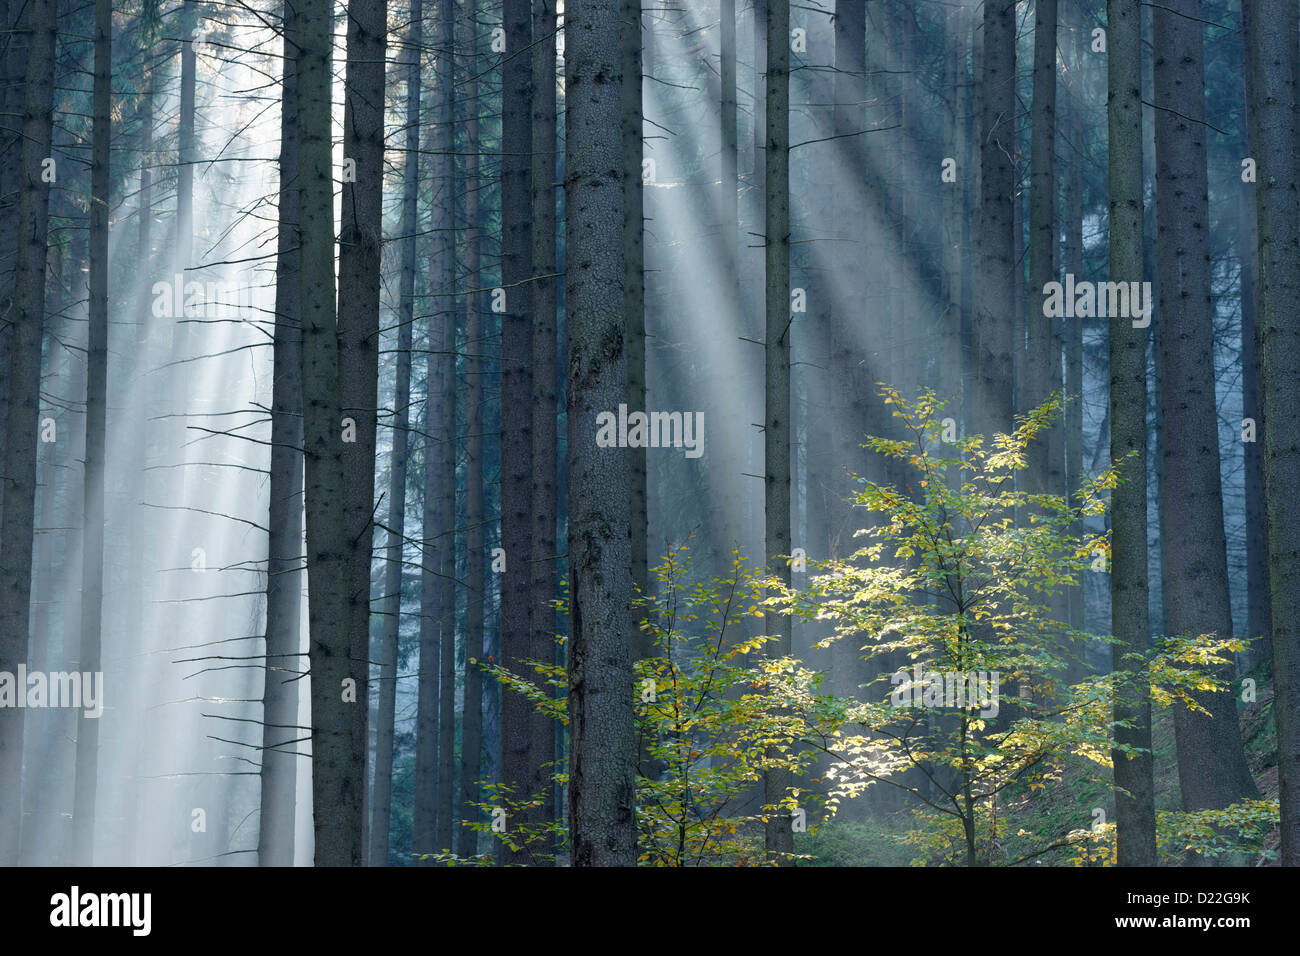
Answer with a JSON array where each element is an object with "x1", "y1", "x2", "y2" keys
[
  {"x1": 472, "y1": 540, "x2": 825, "y2": 865},
  {"x1": 634, "y1": 543, "x2": 824, "y2": 865}
]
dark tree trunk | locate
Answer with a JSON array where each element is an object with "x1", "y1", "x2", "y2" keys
[
  {"x1": 828, "y1": 0, "x2": 866, "y2": 702},
  {"x1": 1240, "y1": 168, "x2": 1271, "y2": 667},
  {"x1": 0, "y1": 0, "x2": 56, "y2": 867},
  {"x1": 115, "y1": 0, "x2": 160, "y2": 867},
  {"x1": 1063, "y1": 9, "x2": 1084, "y2": 635},
  {"x1": 625, "y1": 0, "x2": 647, "y2": 605},
  {"x1": 434, "y1": 0, "x2": 459, "y2": 857},
  {"x1": 498, "y1": 0, "x2": 535, "y2": 865},
  {"x1": 368, "y1": 0, "x2": 420, "y2": 868},
  {"x1": 1153, "y1": 0, "x2": 1259, "y2": 812},
  {"x1": 565, "y1": 0, "x2": 636, "y2": 867},
  {"x1": 1239, "y1": 2, "x2": 1272, "y2": 671},
  {"x1": 974, "y1": 0, "x2": 1015, "y2": 440},
  {"x1": 258, "y1": 0, "x2": 305, "y2": 869},
  {"x1": 71, "y1": 0, "x2": 111, "y2": 865},
  {"x1": 169, "y1": 1, "x2": 196, "y2": 491},
  {"x1": 527, "y1": 0, "x2": 560, "y2": 862},
  {"x1": 298, "y1": 0, "x2": 359, "y2": 867},
  {"x1": 413, "y1": 276, "x2": 444, "y2": 863},
  {"x1": 1246, "y1": 0, "x2": 1300, "y2": 864},
  {"x1": 1026, "y1": 0, "x2": 1057, "y2": 460},
  {"x1": 456, "y1": 0, "x2": 485, "y2": 857},
  {"x1": 762, "y1": 0, "x2": 793, "y2": 864},
  {"x1": 706, "y1": 0, "x2": 746, "y2": 600},
  {"x1": 1107, "y1": 0, "x2": 1157, "y2": 865},
  {"x1": 0, "y1": 0, "x2": 28, "y2": 518},
  {"x1": 336, "y1": 0, "x2": 388, "y2": 860}
]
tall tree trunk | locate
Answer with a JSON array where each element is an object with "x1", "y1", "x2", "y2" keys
[
  {"x1": 177, "y1": 1, "x2": 195, "y2": 271},
  {"x1": 1239, "y1": 2, "x2": 1272, "y2": 672},
  {"x1": 170, "y1": 0, "x2": 196, "y2": 488},
  {"x1": 1107, "y1": 0, "x2": 1157, "y2": 866},
  {"x1": 259, "y1": 0, "x2": 304, "y2": 869},
  {"x1": 0, "y1": 0, "x2": 56, "y2": 867},
  {"x1": 115, "y1": 0, "x2": 161, "y2": 868},
  {"x1": 1027, "y1": 0, "x2": 1057, "y2": 462},
  {"x1": 707, "y1": 0, "x2": 746, "y2": 602},
  {"x1": 565, "y1": 0, "x2": 635, "y2": 867},
  {"x1": 58, "y1": 226, "x2": 89, "y2": 865},
  {"x1": 415, "y1": 0, "x2": 456, "y2": 858},
  {"x1": 625, "y1": 0, "x2": 647, "y2": 605},
  {"x1": 1246, "y1": 0, "x2": 1300, "y2": 865},
  {"x1": 1027, "y1": 0, "x2": 1072, "y2": 685},
  {"x1": 762, "y1": 0, "x2": 793, "y2": 864},
  {"x1": 828, "y1": 0, "x2": 865, "y2": 702},
  {"x1": 1063, "y1": 9, "x2": 1085, "y2": 635},
  {"x1": 742, "y1": 0, "x2": 766, "y2": 603},
  {"x1": 49, "y1": 222, "x2": 84, "y2": 868},
  {"x1": 22, "y1": 244, "x2": 66, "y2": 866},
  {"x1": 1011, "y1": 150, "x2": 1025, "y2": 423},
  {"x1": 337, "y1": 0, "x2": 388, "y2": 861},
  {"x1": 0, "y1": 0, "x2": 29, "y2": 521},
  {"x1": 799, "y1": 10, "x2": 832, "y2": 684},
  {"x1": 1239, "y1": 155, "x2": 1271, "y2": 667},
  {"x1": 159, "y1": 10, "x2": 198, "y2": 857},
  {"x1": 434, "y1": 0, "x2": 459, "y2": 857},
  {"x1": 71, "y1": 0, "x2": 111, "y2": 865},
  {"x1": 971, "y1": 0, "x2": 1019, "y2": 727},
  {"x1": 457, "y1": 0, "x2": 485, "y2": 857},
  {"x1": 880, "y1": 1, "x2": 907, "y2": 489},
  {"x1": 720, "y1": 0, "x2": 737, "y2": 369},
  {"x1": 413, "y1": 280, "x2": 444, "y2": 862},
  {"x1": 498, "y1": 0, "x2": 535, "y2": 865},
  {"x1": 974, "y1": 0, "x2": 1015, "y2": 441},
  {"x1": 527, "y1": 0, "x2": 560, "y2": 862},
  {"x1": 797, "y1": 6, "x2": 832, "y2": 669},
  {"x1": 368, "y1": 0, "x2": 420, "y2": 868},
  {"x1": 938, "y1": 3, "x2": 964, "y2": 435},
  {"x1": 961, "y1": 10, "x2": 977, "y2": 440},
  {"x1": 1153, "y1": 0, "x2": 1258, "y2": 812},
  {"x1": 298, "y1": 0, "x2": 358, "y2": 867}
]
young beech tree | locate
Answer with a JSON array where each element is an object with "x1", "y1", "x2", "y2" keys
[
  {"x1": 772, "y1": 390, "x2": 1249, "y2": 866},
  {"x1": 476, "y1": 545, "x2": 817, "y2": 867}
]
